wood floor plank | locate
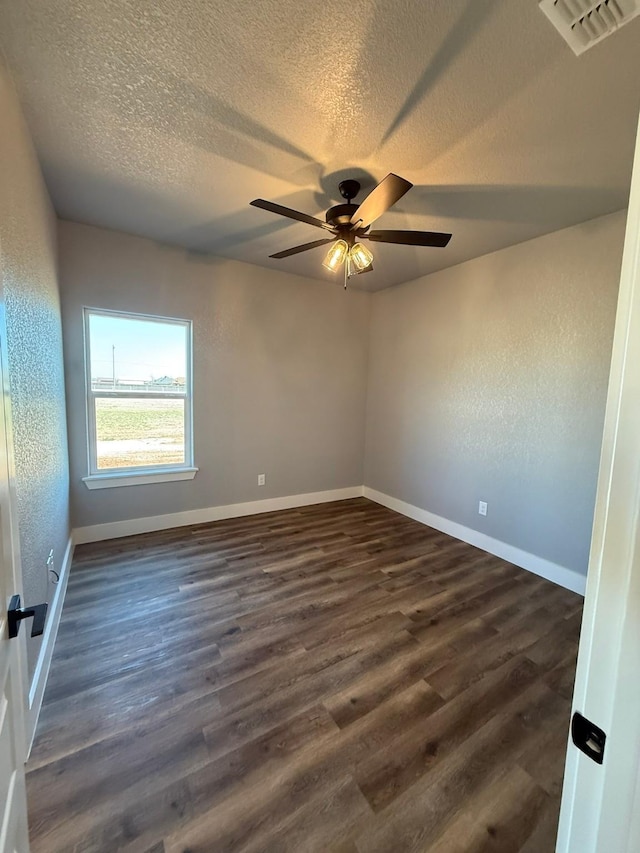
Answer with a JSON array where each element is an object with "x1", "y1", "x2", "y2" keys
[
  {"x1": 517, "y1": 794, "x2": 563, "y2": 853},
  {"x1": 27, "y1": 498, "x2": 581, "y2": 853},
  {"x1": 169, "y1": 680, "x2": 443, "y2": 853},
  {"x1": 426, "y1": 765, "x2": 550, "y2": 853},
  {"x1": 543, "y1": 648, "x2": 580, "y2": 701},
  {"x1": 426, "y1": 605, "x2": 561, "y2": 700},
  {"x1": 324, "y1": 618, "x2": 490, "y2": 729},
  {"x1": 29, "y1": 639, "x2": 223, "y2": 769},
  {"x1": 248, "y1": 775, "x2": 372, "y2": 853},
  {"x1": 517, "y1": 722, "x2": 571, "y2": 798},
  {"x1": 353, "y1": 681, "x2": 570, "y2": 853},
  {"x1": 354, "y1": 655, "x2": 543, "y2": 813}
]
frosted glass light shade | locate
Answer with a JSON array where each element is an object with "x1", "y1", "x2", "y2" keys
[{"x1": 322, "y1": 240, "x2": 348, "y2": 272}]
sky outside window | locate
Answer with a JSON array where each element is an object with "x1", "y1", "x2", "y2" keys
[{"x1": 89, "y1": 313, "x2": 187, "y2": 382}]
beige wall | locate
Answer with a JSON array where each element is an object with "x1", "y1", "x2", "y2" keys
[
  {"x1": 59, "y1": 221, "x2": 371, "y2": 529},
  {"x1": 364, "y1": 212, "x2": 626, "y2": 576},
  {"x1": 0, "y1": 57, "x2": 70, "y2": 677}
]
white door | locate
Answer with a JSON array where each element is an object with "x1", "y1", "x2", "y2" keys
[
  {"x1": 0, "y1": 336, "x2": 30, "y2": 846},
  {"x1": 556, "y1": 111, "x2": 640, "y2": 851}
]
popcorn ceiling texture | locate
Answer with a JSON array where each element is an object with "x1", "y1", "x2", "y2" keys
[
  {"x1": 0, "y1": 57, "x2": 70, "y2": 679},
  {"x1": 0, "y1": 0, "x2": 638, "y2": 290}
]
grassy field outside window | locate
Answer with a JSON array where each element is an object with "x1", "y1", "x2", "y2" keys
[{"x1": 95, "y1": 397, "x2": 186, "y2": 469}]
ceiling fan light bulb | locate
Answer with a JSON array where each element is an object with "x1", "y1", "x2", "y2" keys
[
  {"x1": 349, "y1": 242, "x2": 374, "y2": 272},
  {"x1": 322, "y1": 239, "x2": 348, "y2": 272}
]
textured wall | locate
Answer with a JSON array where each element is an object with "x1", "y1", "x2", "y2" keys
[
  {"x1": 0, "y1": 57, "x2": 70, "y2": 678},
  {"x1": 59, "y1": 221, "x2": 370, "y2": 529},
  {"x1": 364, "y1": 211, "x2": 626, "y2": 575}
]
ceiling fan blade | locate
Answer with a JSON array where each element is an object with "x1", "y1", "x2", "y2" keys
[
  {"x1": 269, "y1": 238, "x2": 335, "y2": 259},
  {"x1": 350, "y1": 173, "x2": 413, "y2": 229},
  {"x1": 251, "y1": 199, "x2": 334, "y2": 231},
  {"x1": 365, "y1": 229, "x2": 452, "y2": 247}
]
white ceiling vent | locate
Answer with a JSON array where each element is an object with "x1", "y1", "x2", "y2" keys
[{"x1": 539, "y1": 0, "x2": 640, "y2": 54}]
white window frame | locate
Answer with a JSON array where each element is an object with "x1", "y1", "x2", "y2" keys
[{"x1": 82, "y1": 307, "x2": 197, "y2": 489}]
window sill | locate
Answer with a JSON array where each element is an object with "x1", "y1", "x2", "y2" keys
[{"x1": 82, "y1": 467, "x2": 199, "y2": 490}]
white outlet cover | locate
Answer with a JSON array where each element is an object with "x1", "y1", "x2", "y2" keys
[
  {"x1": 258, "y1": 474, "x2": 266, "y2": 486},
  {"x1": 479, "y1": 501, "x2": 488, "y2": 516}
]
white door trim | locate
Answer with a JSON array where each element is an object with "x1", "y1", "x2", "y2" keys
[
  {"x1": 0, "y1": 251, "x2": 31, "y2": 850},
  {"x1": 556, "y1": 110, "x2": 640, "y2": 852}
]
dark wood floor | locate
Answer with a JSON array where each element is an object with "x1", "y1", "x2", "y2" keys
[{"x1": 27, "y1": 498, "x2": 582, "y2": 853}]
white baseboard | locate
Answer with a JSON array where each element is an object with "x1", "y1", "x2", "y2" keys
[
  {"x1": 27, "y1": 532, "x2": 75, "y2": 754},
  {"x1": 363, "y1": 487, "x2": 586, "y2": 596},
  {"x1": 72, "y1": 484, "x2": 586, "y2": 595},
  {"x1": 73, "y1": 486, "x2": 365, "y2": 545}
]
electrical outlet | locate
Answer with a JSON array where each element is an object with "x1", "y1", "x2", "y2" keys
[
  {"x1": 258, "y1": 473, "x2": 266, "y2": 486},
  {"x1": 478, "y1": 501, "x2": 488, "y2": 517}
]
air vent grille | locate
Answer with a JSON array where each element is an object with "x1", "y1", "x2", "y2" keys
[{"x1": 539, "y1": 0, "x2": 640, "y2": 54}]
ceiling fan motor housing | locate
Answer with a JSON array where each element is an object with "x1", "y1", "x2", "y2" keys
[
  {"x1": 325, "y1": 179, "x2": 363, "y2": 229},
  {"x1": 325, "y1": 203, "x2": 359, "y2": 228}
]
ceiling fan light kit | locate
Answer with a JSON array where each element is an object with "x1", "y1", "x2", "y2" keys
[
  {"x1": 250, "y1": 173, "x2": 452, "y2": 288},
  {"x1": 322, "y1": 239, "x2": 373, "y2": 282},
  {"x1": 322, "y1": 239, "x2": 348, "y2": 272},
  {"x1": 348, "y1": 242, "x2": 374, "y2": 272}
]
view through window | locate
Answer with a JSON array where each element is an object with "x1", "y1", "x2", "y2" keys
[{"x1": 85, "y1": 309, "x2": 192, "y2": 473}]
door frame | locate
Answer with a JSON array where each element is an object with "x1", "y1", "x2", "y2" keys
[
  {"x1": 0, "y1": 245, "x2": 31, "y2": 850},
  {"x1": 556, "y1": 111, "x2": 640, "y2": 851}
]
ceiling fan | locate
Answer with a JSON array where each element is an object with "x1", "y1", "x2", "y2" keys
[{"x1": 250, "y1": 173, "x2": 452, "y2": 286}]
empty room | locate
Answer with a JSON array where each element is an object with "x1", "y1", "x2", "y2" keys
[{"x1": 1, "y1": 1, "x2": 640, "y2": 851}]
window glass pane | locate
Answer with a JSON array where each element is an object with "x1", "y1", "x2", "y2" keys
[
  {"x1": 95, "y1": 397, "x2": 185, "y2": 470},
  {"x1": 89, "y1": 313, "x2": 187, "y2": 393}
]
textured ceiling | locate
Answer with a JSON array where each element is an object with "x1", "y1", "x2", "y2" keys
[{"x1": 0, "y1": 0, "x2": 638, "y2": 290}]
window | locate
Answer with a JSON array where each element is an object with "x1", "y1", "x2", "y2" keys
[{"x1": 82, "y1": 308, "x2": 197, "y2": 489}]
